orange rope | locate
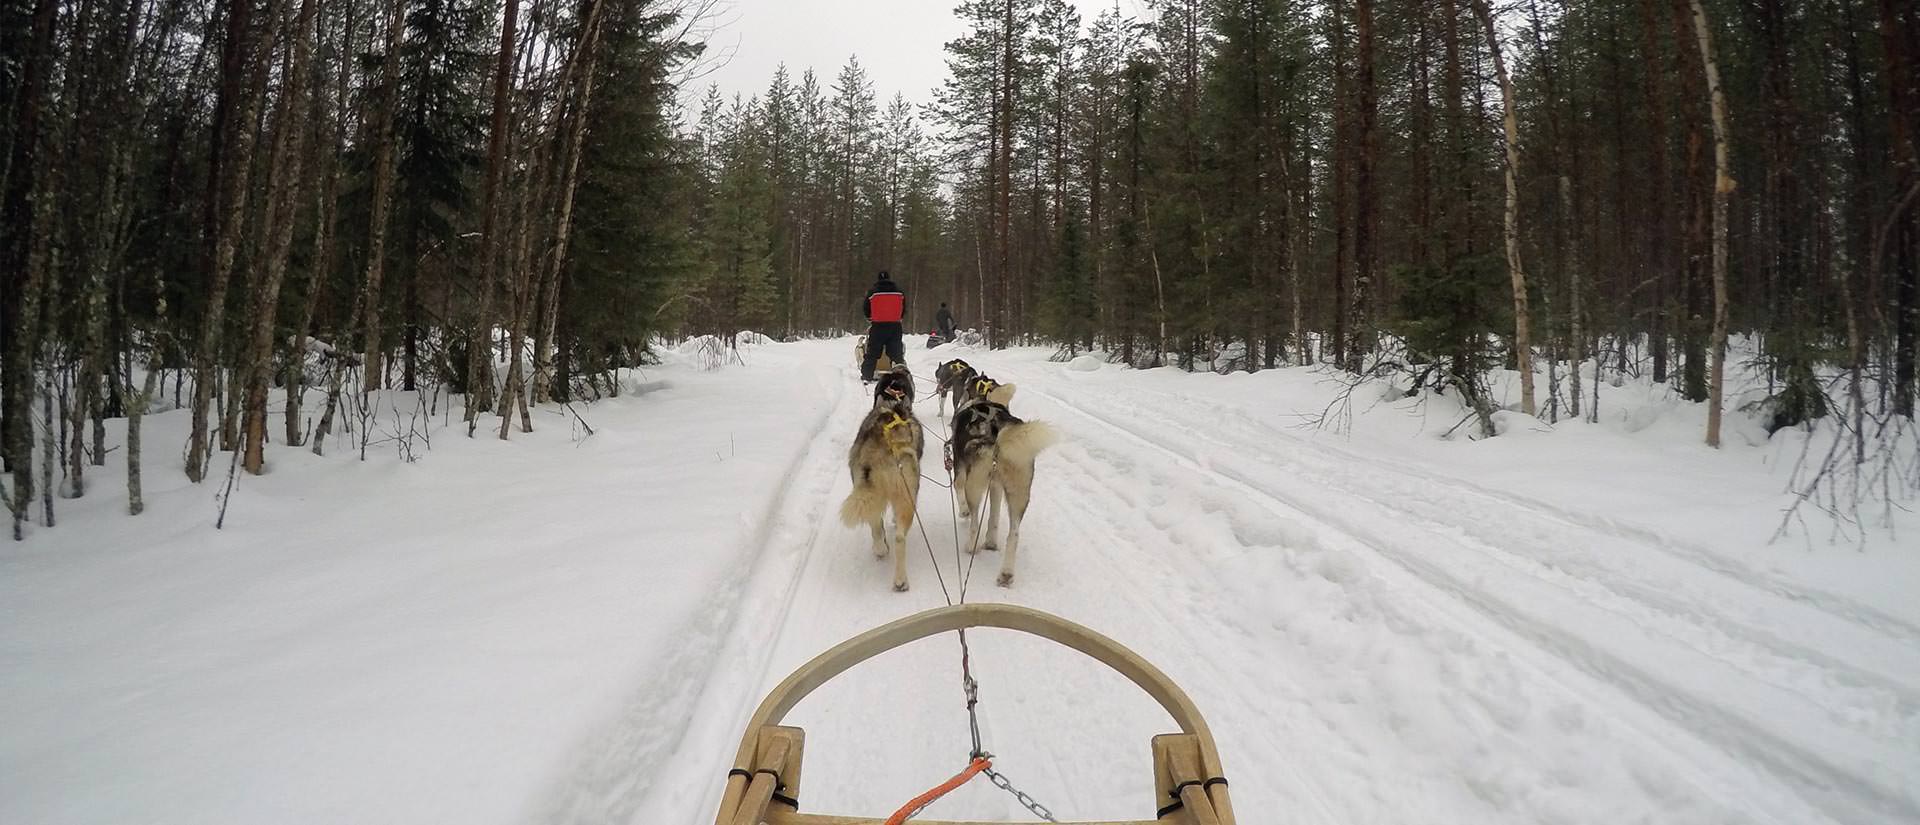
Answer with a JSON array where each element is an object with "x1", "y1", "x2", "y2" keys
[{"x1": 884, "y1": 757, "x2": 993, "y2": 825}]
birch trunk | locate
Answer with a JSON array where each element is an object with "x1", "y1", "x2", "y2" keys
[
  {"x1": 1689, "y1": 0, "x2": 1734, "y2": 447},
  {"x1": 1470, "y1": 0, "x2": 1535, "y2": 416},
  {"x1": 517, "y1": 2, "x2": 604, "y2": 430},
  {"x1": 241, "y1": 0, "x2": 318, "y2": 474},
  {"x1": 187, "y1": 0, "x2": 276, "y2": 480}
]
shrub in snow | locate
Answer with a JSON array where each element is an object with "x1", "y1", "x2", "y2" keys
[{"x1": 1069, "y1": 354, "x2": 1102, "y2": 372}]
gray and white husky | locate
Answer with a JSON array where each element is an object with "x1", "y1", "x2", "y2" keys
[
  {"x1": 948, "y1": 374, "x2": 1057, "y2": 587},
  {"x1": 840, "y1": 366, "x2": 925, "y2": 591},
  {"x1": 932, "y1": 358, "x2": 978, "y2": 418}
]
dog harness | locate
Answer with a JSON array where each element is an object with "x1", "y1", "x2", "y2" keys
[
  {"x1": 973, "y1": 377, "x2": 998, "y2": 398},
  {"x1": 881, "y1": 412, "x2": 915, "y2": 456}
]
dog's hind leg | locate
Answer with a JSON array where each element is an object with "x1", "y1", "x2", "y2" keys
[
  {"x1": 868, "y1": 516, "x2": 888, "y2": 559},
  {"x1": 956, "y1": 462, "x2": 990, "y2": 553},
  {"x1": 996, "y1": 462, "x2": 1035, "y2": 587},
  {"x1": 890, "y1": 482, "x2": 916, "y2": 592},
  {"x1": 982, "y1": 475, "x2": 1005, "y2": 552}
]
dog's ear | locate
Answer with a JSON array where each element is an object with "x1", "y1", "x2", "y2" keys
[{"x1": 987, "y1": 383, "x2": 1016, "y2": 405}]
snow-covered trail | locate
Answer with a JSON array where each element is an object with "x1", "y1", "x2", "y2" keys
[
  {"x1": 7, "y1": 336, "x2": 1915, "y2": 825},
  {"x1": 606, "y1": 340, "x2": 1916, "y2": 825}
]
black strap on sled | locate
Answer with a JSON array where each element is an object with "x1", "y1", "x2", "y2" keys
[
  {"x1": 1156, "y1": 776, "x2": 1228, "y2": 818},
  {"x1": 726, "y1": 767, "x2": 800, "y2": 809}
]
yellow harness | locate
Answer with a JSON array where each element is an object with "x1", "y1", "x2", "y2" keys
[
  {"x1": 880, "y1": 411, "x2": 915, "y2": 456},
  {"x1": 973, "y1": 378, "x2": 999, "y2": 399}
]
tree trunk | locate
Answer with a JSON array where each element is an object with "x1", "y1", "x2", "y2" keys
[
  {"x1": 468, "y1": 0, "x2": 526, "y2": 429},
  {"x1": 1884, "y1": 0, "x2": 1920, "y2": 417},
  {"x1": 525, "y1": 0, "x2": 605, "y2": 419},
  {"x1": 187, "y1": 0, "x2": 276, "y2": 481},
  {"x1": 358, "y1": 0, "x2": 405, "y2": 394},
  {"x1": 242, "y1": 0, "x2": 318, "y2": 474},
  {"x1": 1352, "y1": 0, "x2": 1378, "y2": 373},
  {"x1": 1330, "y1": 0, "x2": 1352, "y2": 370},
  {"x1": 994, "y1": 0, "x2": 1015, "y2": 348},
  {"x1": 1471, "y1": 0, "x2": 1535, "y2": 416},
  {"x1": 1688, "y1": 0, "x2": 1733, "y2": 446}
]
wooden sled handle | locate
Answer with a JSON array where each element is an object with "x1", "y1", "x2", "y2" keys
[{"x1": 715, "y1": 603, "x2": 1236, "y2": 825}]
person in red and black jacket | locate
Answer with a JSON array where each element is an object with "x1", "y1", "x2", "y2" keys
[{"x1": 860, "y1": 271, "x2": 906, "y2": 382}]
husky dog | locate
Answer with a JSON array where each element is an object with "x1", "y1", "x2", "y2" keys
[
  {"x1": 932, "y1": 359, "x2": 978, "y2": 418},
  {"x1": 949, "y1": 375, "x2": 1055, "y2": 586},
  {"x1": 840, "y1": 366, "x2": 925, "y2": 591},
  {"x1": 873, "y1": 364, "x2": 915, "y2": 407}
]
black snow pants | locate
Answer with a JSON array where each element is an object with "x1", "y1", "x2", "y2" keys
[{"x1": 861, "y1": 323, "x2": 905, "y2": 381}]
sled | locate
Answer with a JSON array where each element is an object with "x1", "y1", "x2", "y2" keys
[
  {"x1": 855, "y1": 338, "x2": 896, "y2": 375},
  {"x1": 712, "y1": 603, "x2": 1236, "y2": 825}
]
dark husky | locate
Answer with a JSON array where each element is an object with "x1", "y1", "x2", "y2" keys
[
  {"x1": 932, "y1": 358, "x2": 979, "y2": 418},
  {"x1": 872, "y1": 364, "x2": 916, "y2": 407},
  {"x1": 949, "y1": 374, "x2": 1056, "y2": 587},
  {"x1": 840, "y1": 366, "x2": 925, "y2": 591}
]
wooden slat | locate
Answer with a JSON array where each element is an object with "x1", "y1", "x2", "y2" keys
[{"x1": 768, "y1": 814, "x2": 1159, "y2": 825}]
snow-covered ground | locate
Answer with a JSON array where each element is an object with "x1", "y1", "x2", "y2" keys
[{"x1": 3, "y1": 336, "x2": 1916, "y2": 825}]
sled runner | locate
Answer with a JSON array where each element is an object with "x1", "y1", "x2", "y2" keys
[{"x1": 712, "y1": 603, "x2": 1236, "y2": 825}]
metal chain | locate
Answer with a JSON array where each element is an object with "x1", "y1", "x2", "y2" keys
[
  {"x1": 960, "y1": 629, "x2": 984, "y2": 758},
  {"x1": 982, "y1": 765, "x2": 1059, "y2": 822}
]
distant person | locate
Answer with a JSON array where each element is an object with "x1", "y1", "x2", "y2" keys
[
  {"x1": 860, "y1": 271, "x2": 906, "y2": 382},
  {"x1": 935, "y1": 302, "x2": 958, "y2": 342}
]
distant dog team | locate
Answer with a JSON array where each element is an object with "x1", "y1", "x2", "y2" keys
[{"x1": 837, "y1": 352, "x2": 1057, "y2": 591}]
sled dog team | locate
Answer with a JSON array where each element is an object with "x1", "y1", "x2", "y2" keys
[{"x1": 838, "y1": 355, "x2": 1057, "y2": 592}]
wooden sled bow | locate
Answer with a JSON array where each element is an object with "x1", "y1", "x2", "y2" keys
[{"x1": 712, "y1": 603, "x2": 1237, "y2": 825}]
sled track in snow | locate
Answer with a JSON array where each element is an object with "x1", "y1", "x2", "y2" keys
[
  {"x1": 537, "y1": 368, "x2": 856, "y2": 825},
  {"x1": 1166, "y1": 388, "x2": 1920, "y2": 646},
  {"x1": 1022, "y1": 382, "x2": 1918, "y2": 825},
  {"x1": 1078, "y1": 389, "x2": 1920, "y2": 703}
]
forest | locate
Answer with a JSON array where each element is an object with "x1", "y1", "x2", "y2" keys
[{"x1": 2, "y1": 0, "x2": 1916, "y2": 536}]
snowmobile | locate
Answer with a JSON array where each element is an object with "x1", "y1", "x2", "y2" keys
[
  {"x1": 711, "y1": 603, "x2": 1237, "y2": 825},
  {"x1": 926, "y1": 329, "x2": 948, "y2": 348}
]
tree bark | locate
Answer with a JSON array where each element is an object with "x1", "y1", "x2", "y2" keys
[
  {"x1": 1688, "y1": 0, "x2": 1733, "y2": 446},
  {"x1": 241, "y1": 0, "x2": 318, "y2": 473},
  {"x1": 1470, "y1": 0, "x2": 1535, "y2": 416},
  {"x1": 467, "y1": 0, "x2": 528, "y2": 429},
  {"x1": 187, "y1": 0, "x2": 275, "y2": 481},
  {"x1": 525, "y1": 0, "x2": 605, "y2": 419},
  {"x1": 1352, "y1": 0, "x2": 1378, "y2": 373},
  {"x1": 358, "y1": 0, "x2": 405, "y2": 394}
]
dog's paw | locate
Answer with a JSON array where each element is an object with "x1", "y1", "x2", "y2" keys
[
  {"x1": 873, "y1": 545, "x2": 889, "y2": 560},
  {"x1": 893, "y1": 580, "x2": 910, "y2": 592},
  {"x1": 983, "y1": 539, "x2": 999, "y2": 552},
  {"x1": 996, "y1": 572, "x2": 1014, "y2": 587}
]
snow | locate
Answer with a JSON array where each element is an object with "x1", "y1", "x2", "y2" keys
[{"x1": 3, "y1": 336, "x2": 1917, "y2": 825}]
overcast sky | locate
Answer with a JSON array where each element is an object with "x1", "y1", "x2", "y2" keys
[{"x1": 681, "y1": 0, "x2": 1147, "y2": 110}]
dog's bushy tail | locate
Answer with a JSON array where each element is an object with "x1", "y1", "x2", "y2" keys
[
  {"x1": 840, "y1": 482, "x2": 887, "y2": 526},
  {"x1": 996, "y1": 420, "x2": 1058, "y2": 465}
]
